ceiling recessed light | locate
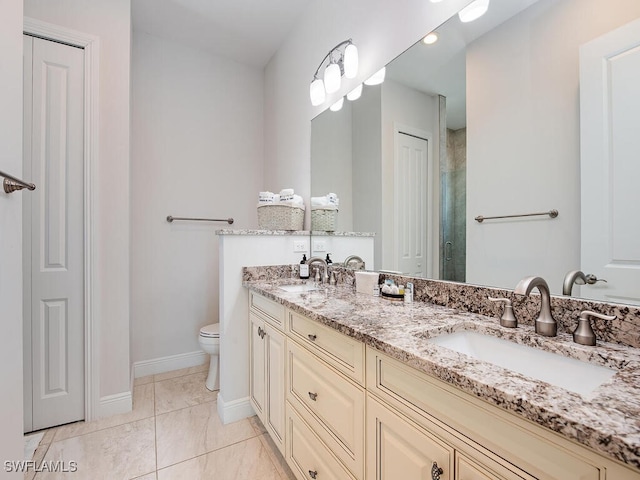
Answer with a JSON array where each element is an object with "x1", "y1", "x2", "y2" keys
[{"x1": 423, "y1": 32, "x2": 439, "y2": 45}]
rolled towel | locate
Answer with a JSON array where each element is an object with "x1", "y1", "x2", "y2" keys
[
  {"x1": 292, "y1": 194, "x2": 304, "y2": 206},
  {"x1": 327, "y1": 193, "x2": 339, "y2": 206},
  {"x1": 258, "y1": 191, "x2": 275, "y2": 203},
  {"x1": 279, "y1": 188, "x2": 295, "y2": 201},
  {"x1": 311, "y1": 196, "x2": 329, "y2": 207}
]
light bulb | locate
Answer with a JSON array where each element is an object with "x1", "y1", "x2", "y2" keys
[
  {"x1": 310, "y1": 78, "x2": 326, "y2": 106},
  {"x1": 330, "y1": 97, "x2": 344, "y2": 112},
  {"x1": 458, "y1": 0, "x2": 490, "y2": 23},
  {"x1": 324, "y1": 62, "x2": 341, "y2": 94},
  {"x1": 347, "y1": 84, "x2": 363, "y2": 101},
  {"x1": 364, "y1": 67, "x2": 386, "y2": 86},
  {"x1": 423, "y1": 32, "x2": 439, "y2": 45},
  {"x1": 343, "y1": 43, "x2": 358, "y2": 79}
]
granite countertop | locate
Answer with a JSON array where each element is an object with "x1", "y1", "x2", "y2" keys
[{"x1": 245, "y1": 279, "x2": 640, "y2": 470}]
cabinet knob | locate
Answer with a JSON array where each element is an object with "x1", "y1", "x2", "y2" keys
[
  {"x1": 308, "y1": 334, "x2": 317, "y2": 341},
  {"x1": 431, "y1": 462, "x2": 444, "y2": 480},
  {"x1": 308, "y1": 470, "x2": 318, "y2": 479},
  {"x1": 257, "y1": 327, "x2": 263, "y2": 338},
  {"x1": 308, "y1": 392, "x2": 318, "y2": 401}
]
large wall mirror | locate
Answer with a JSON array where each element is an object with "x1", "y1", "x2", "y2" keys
[{"x1": 311, "y1": 0, "x2": 640, "y2": 304}]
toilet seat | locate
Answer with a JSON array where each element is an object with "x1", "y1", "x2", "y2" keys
[{"x1": 199, "y1": 323, "x2": 219, "y2": 338}]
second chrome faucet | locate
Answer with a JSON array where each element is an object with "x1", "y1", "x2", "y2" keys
[{"x1": 514, "y1": 276, "x2": 557, "y2": 336}]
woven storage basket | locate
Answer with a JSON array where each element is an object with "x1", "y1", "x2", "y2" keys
[
  {"x1": 257, "y1": 204, "x2": 305, "y2": 230},
  {"x1": 311, "y1": 207, "x2": 338, "y2": 231}
]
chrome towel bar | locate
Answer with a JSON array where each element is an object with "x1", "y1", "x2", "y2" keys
[
  {"x1": 475, "y1": 209, "x2": 558, "y2": 223},
  {"x1": 1, "y1": 169, "x2": 36, "y2": 193},
  {"x1": 166, "y1": 215, "x2": 234, "y2": 224}
]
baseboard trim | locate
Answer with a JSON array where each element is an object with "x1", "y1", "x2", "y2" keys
[
  {"x1": 96, "y1": 391, "x2": 132, "y2": 419},
  {"x1": 217, "y1": 392, "x2": 255, "y2": 425},
  {"x1": 133, "y1": 350, "x2": 208, "y2": 378}
]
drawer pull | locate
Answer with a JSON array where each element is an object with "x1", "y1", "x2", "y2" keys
[
  {"x1": 308, "y1": 470, "x2": 318, "y2": 479},
  {"x1": 308, "y1": 391, "x2": 318, "y2": 401},
  {"x1": 308, "y1": 334, "x2": 317, "y2": 341},
  {"x1": 431, "y1": 462, "x2": 444, "y2": 480}
]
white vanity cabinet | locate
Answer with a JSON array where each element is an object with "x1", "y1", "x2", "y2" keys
[
  {"x1": 365, "y1": 347, "x2": 640, "y2": 480},
  {"x1": 248, "y1": 292, "x2": 286, "y2": 454},
  {"x1": 285, "y1": 309, "x2": 366, "y2": 480}
]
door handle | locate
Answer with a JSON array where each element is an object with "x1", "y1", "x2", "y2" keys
[
  {"x1": 308, "y1": 334, "x2": 317, "y2": 341},
  {"x1": 308, "y1": 392, "x2": 318, "y2": 401}
]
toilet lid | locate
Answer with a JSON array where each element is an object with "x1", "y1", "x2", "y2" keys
[{"x1": 200, "y1": 323, "x2": 220, "y2": 338}]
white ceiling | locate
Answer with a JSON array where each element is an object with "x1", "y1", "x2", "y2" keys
[{"x1": 132, "y1": 0, "x2": 312, "y2": 68}]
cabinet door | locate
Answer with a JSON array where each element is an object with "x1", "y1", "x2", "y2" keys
[
  {"x1": 265, "y1": 323, "x2": 286, "y2": 454},
  {"x1": 249, "y1": 313, "x2": 266, "y2": 418},
  {"x1": 366, "y1": 395, "x2": 453, "y2": 480}
]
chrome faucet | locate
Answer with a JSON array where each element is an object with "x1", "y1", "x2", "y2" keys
[
  {"x1": 307, "y1": 256, "x2": 328, "y2": 283},
  {"x1": 343, "y1": 255, "x2": 365, "y2": 270},
  {"x1": 514, "y1": 276, "x2": 557, "y2": 336}
]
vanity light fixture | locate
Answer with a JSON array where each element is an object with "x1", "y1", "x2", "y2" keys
[
  {"x1": 423, "y1": 32, "x2": 439, "y2": 45},
  {"x1": 347, "y1": 84, "x2": 363, "y2": 101},
  {"x1": 458, "y1": 0, "x2": 490, "y2": 23},
  {"x1": 364, "y1": 67, "x2": 386, "y2": 86},
  {"x1": 330, "y1": 97, "x2": 345, "y2": 112},
  {"x1": 309, "y1": 39, "x2": 358, "y2": 106}
]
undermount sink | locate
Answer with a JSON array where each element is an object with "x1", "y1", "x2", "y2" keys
[
  {"x1": 427, "y1": 331, "x2": 617, "y2": 397},
  {"x1": 278, "y1": 283, "x2": 319, "y2": 293}
]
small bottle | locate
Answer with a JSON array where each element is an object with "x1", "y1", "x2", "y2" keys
[
  {"x1": 300, "y1": 254, "x2": 309, "y2": 279},
  {"x1": 405, "y1": 282, "x2": 414, "y2": 304}
]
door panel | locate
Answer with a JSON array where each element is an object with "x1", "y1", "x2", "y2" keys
[
  {"x1": 580, "y1": 17, "x2": 640, "y2": 305},
  {"x1": 395, "y1": 133, "x2": 428, "y2": 277},
  {"x1": 24, "y1": 35, "x2": 85, "y2": 431}
]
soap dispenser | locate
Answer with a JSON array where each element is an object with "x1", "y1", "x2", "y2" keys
[{"x1": 300, "y1": 254, "x2": 309, "y2": 279}]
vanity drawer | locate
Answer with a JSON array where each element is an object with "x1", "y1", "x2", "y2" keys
[
  {"x1": 287, "y1": 340, "x2": 364, "y2": 479},
  {"x1": 286, "y1": 309, "x2": 364, "y2": 384},
  {"x1": 286, "y1": 402, "x2": 357, "y2": 480},
  {"x1": 250, "y1": 291, "x2": 285, "y2": 329}
]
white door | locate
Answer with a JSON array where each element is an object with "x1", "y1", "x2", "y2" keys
[
  {"x1": 580, "y1": 18, "x2": 640, "y2": 305},
  {"x1": 395, "y1": 133, "x2": 429, "y2": 276},
  {"x1": 23, "y1": 35, "x2": 85, "y2": 431}
]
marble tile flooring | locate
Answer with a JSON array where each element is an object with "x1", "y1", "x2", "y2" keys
[{"x1": 27, "y1": 365, "x2": 296, "y2": 479}]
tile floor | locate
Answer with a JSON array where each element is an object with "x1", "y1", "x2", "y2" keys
[{"x1": 26, "y1": 364, "x2": 296, "y2": 480}]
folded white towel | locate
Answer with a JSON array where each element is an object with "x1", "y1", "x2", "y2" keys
[{"x1": 292, "y1": 194, "x2": 304, "y2": 206}]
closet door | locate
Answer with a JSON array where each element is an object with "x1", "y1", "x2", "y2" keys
[{"x1": 23, "y1": 34, "x2": 85, "y2": 431}]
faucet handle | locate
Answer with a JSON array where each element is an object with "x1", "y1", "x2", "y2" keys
[
  {"x1": 488, "y1": 297, "x2": 518, "y2": 328},
  {"x1": 573, "y1": 310, "x2": 617, "y2": 346},
  {"x1": 585, "y1": 274, "x2": 607, "y2": 285}
]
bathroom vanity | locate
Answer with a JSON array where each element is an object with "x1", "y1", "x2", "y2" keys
[{"x1": 245, "y1": 276, "x2": 640, "y2": 480}]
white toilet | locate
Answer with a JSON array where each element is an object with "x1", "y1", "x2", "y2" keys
[{"x1": 198, "y1": 323, "x2": 220, "y2": 391}]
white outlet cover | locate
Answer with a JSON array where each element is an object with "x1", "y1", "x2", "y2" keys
[
  {"x1": 312, "y1": 240, "x2": 327, "y2": 252},
  {"x1": 293, "y1": 239, "x2": 308, "y2": 252}
]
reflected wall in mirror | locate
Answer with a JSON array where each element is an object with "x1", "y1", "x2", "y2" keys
[{"x1": 310, "y1": 0, "x2": 640, "y2": 304}]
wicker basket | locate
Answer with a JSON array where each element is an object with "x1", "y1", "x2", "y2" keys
[
  {"x1": 311, "y1": 206, "x2": 338, "y2": 231},
  {"x1": 257, "y1": 204, "x2": 305, "y2": 230}
]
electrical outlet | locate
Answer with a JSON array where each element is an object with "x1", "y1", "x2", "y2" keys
[
  {"x1": 312, "y1": 239, "x2": 327, "y2": 252},
  {"x1": 293, "y1": 239, "x2": 308, "y2": 253}
]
